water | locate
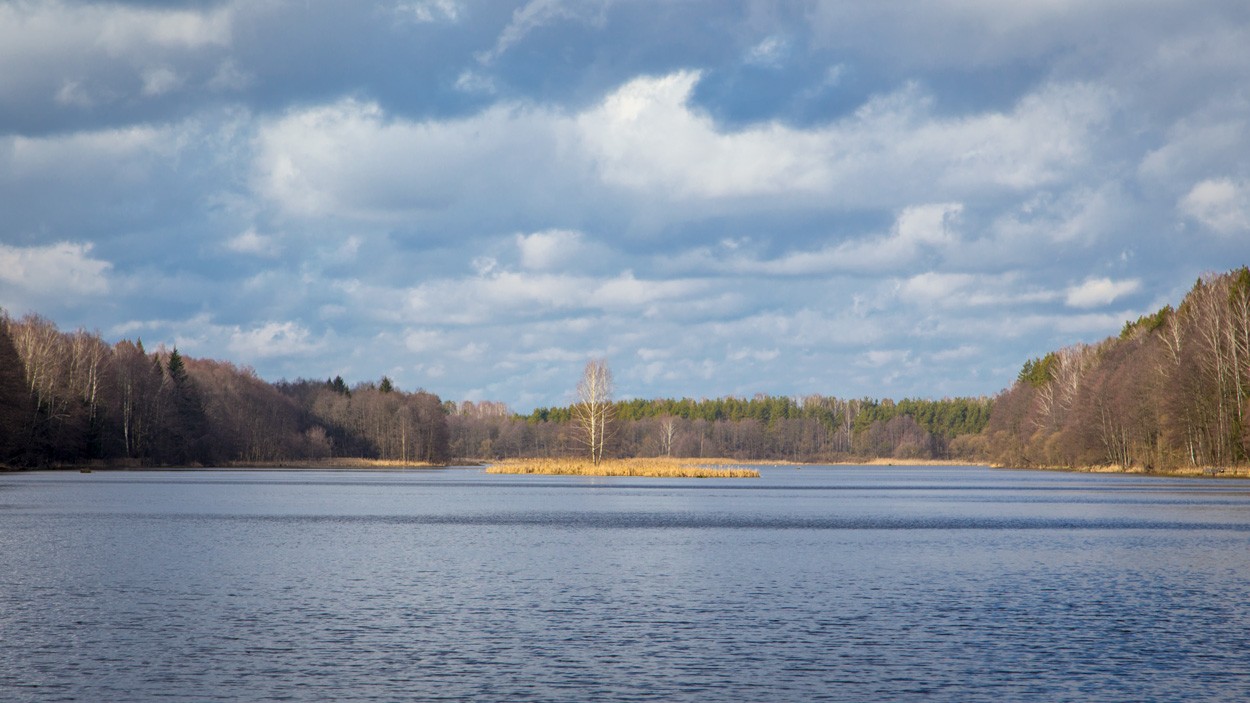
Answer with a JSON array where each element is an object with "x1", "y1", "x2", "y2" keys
[{"x1": 2, "y1": 466, "x2": 1249, "y2": 702}]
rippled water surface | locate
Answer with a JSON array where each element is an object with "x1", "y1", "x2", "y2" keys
[{"x1": 2, "y1": 466, "x2": 1249, "y2": 702}]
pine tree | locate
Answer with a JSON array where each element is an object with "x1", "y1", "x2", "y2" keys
[
  {"x1": 0, "y1": 315, "x2": 34, "y2": 465},
  {"x1": 163, "y1": 348, "x2": 210, "y2": 465},
  {"x1": 167, "y1": 347, "x2": 187, "y2": 385}
]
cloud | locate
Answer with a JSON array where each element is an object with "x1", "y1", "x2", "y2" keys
[
  {"x1": 251, "y1": 71, "x2": 1110, "y2": 227},
  {"x1": 5, "y1": 123, "x2": 181, "y2": 178},
  {"x1": 252, "y1": 97, "x2": 569, "y2": 221},
  {"x1": 516, "y1": 229, "x2": 583, "y2": 270},
  {"x1": 1065, "y1": 277, "x2": 1141, "y2": 309},
  {"x1": 454, "y1": 69, "x2": 497, "y2": 95},
  {"x1": 804, "y1": 0, "x2": 1235, "y2": 74},
  {"x1": 0, "y1": 242, "x2": 111, "y2": 309},
  {"x1": 227, "y1": 321, "x2": 319, "y2": 359},
  {"x1": 578, "y1": 73, "x2": 1110, "y2": 202},
  {"x1": 669, "y1": 202, "x2": 964, "y2": 276},
  {"x1": 141, "y1": 66, "x2": 182, "y2": 97},
  {"x1": 391, "y1": 264, "x2": 714, "y2": 327},
  {"x1": 744, "y1": 35, "x2": 790, "y2": 67},
  {"x1": 1180, "y1": 178, "x2": 1250, "y2": 235},
  {"x1": 392, "y1": 0, "x2": 463, "y2": 24},
  {"x1": 3, "y1": 1, "x2": 1248, "y2": 411},
  {"x1": 728, "y1": 347, "x2": 781, "y2": 362},
  {"x1": 478, "y1": 0, "x2": 612, "y2": 64},
  {"x1": 226, "y1": 229, "x2": 283, "y2": 258},
  {"x1": 0, "y1": 1, "x2": 232, "y2": 116},
  {"x1": 898, "y1": 271, "x2": 1059, "y2": 309}
]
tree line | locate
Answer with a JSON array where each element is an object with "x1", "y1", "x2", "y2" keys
[
  {"x1": 6, "y1": 265, "x2": 1245, "y2": 471},
  {"x1": 452, "y1": 390, "x2": 991, "y2": 463},
  {"x1": 0, "y1": 313, "x2": 449, "y2": 467},
  {"x1": 975, "y1": 267, "x2": 1250, "y2": 471}
]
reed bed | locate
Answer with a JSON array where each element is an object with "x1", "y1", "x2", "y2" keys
[
  {"x1": 226, "y1": 458, "x2": 439, "y2": 469},
  {"x1": 487, "y1": 457, "x2": 761, "y2": 478}
]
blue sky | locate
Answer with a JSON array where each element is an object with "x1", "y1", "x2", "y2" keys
[{"x1": 1, "y1": 1, "x2": 1248, "y2": 411}]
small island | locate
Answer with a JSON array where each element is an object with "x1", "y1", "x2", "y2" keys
[{"x1": 487, "y1": 457, "x2": 761, "y2": 478}]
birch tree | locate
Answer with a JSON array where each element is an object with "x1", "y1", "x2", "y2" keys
[
  {"x1": 574, "y1": 359, "x2": 614, "y2": 465},
  {"x1": 659, "y1": 416, "x2": 677, "y2": 456}
]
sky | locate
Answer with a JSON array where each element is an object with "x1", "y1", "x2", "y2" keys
[{"x1": 1, "y1": 0, "x2": 1249, "y2": 411}]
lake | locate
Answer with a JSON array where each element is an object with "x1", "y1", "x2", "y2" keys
[{"x1": 2, "y1": 465, "x2": 1249, "y2": 702}]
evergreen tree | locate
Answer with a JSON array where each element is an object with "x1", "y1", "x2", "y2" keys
[
  {"x1": 167, "y1": 348, "x2": 188, "y2": 384},
  {"x1": 164, "y1": 348, "x2": 210, "y2": 464},
  {"x1": 0, "y1": 315, "x2": 34, "y2": 465}
]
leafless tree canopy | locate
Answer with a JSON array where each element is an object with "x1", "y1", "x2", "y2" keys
[
  {"x1": 0, "y1": 311, "x2": 449, "y2": 468},
  {"x1": 983, "y1": 267, "x2": 1250, "y2": 470},
  {"x1": 573, "y1": 359, "x2": 614, "y2": 465}
]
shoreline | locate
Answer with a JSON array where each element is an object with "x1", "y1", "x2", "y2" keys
[
  {"x1": 990, "y1": 462, "x2": 1250, "y2": 479},
  {"x1": 1, "y1": 458, "x2": 453, "y2": 472},
  {"x1": 6, "y1": 457, "x2": 1247, "y2": 480}
]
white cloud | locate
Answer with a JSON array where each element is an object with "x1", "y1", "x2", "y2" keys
[
  {"x1": 576, "y1": 70, "x2": 834, "y2": 199},
  {"x1": 577, "y1": 73, "x2": 1109, "y2": 202},
  {"x1": 252, "y1": 97, "x2": 567, "y2": 220},
  {"x1": 54, "y1": 80, "x2": 94, "y2": 108},
  {"x1": 804, "y1": 0, "x2": 1217, "y2": 73},
  {"x1": 0, "y1": 242, "x2": 111, "y2": 305},
  {"x1": 227, "y1": 321, "x2": 318, "y2": 359},
  {"x1": 397, "y1": 268, "x2": 708, "y2": 325},
  {"x1": 899, "y1": 272, "x2": 976, "y2": 302},
  {"x1": 404, "y1": 328, "x2": 447, "y2": 353},
  {"x1": 7, "y1": 123, "x2": 179, "y2": 178},
  {"x1": 591, "y1": 271, "x2": 704, "y2": 309},
  {"x1": 862, "y1": 349, "x2": 911, "y2": 368},
  {"x1": 0, "y1": 1, "x2": 232, "y2": 105},
  {"x1": 670, "y1": 202, "x2": 964, "y2": 276},
  {"x1": 745, "y1": 35, "x2": 789, "y2": 67},
  {"x1": 728, "y1": 347, "x2": 781, "y2": 362},
  {"x1": 478, "y1": 0, "x2": 611, "y2": 64},
  {"x1": 824, "y1": 202, "x2": 962, "y2": 270},
  {"x1": 929, "y1": 345, "x2": 980, "y2": 362},
  {"x1": 252, "y1": 72, "x2": 1109, "y2": 223},
  {"x1": 898, "y1": 271, "x2": 1061, "y2": 309},
  {"x1": 393, "y1": 0, "x2": 462, "y2": 24},
  {"x1": 454, "y1": 69, "x2": 496, "y2": 95},
  {"x1": 516, "y1": 229, "x2": 582, "y2": 270},
  {"x1": 226, "y1": 229, "x2": 282, "y2": 258},
  {"x1": 990, "y1": 186, "x2": 1123, "y2": 249},
  {"x1": 141, "y1": 66, "x2": 182, "y2": 96},
  {"x1": 1180, "y1": 178, "x2": 1250, "y2": 235},
  {"x1": 1065, "y1": 277, "x2": 1141, "y2": 309},
  {"x1": 208, "y1": 59, "x2": 252, "y2": 92},
  {"x1": 1138, "y1": 119, "x2": 1246, "y2": 187}
]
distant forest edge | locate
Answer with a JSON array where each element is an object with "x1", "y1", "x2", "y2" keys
[{"x1": 1, "y1": 265, "x2": 1247, "y2": 472}]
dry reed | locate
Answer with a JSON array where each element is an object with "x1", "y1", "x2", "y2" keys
[
  {"x1": 487, "y1": 457, "x2": 760, "y2": 478},
  {"x1": 225, "y1": 458, "x2": 439, "y2": 469}
]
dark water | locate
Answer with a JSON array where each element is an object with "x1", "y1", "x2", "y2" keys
[{"x1": 2, "y1": 466, "x2": 1249, "y2": 702}]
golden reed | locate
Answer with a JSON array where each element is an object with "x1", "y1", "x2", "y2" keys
[{"x1": 487, "y1": 457, "x2": 760, "y2": 478}]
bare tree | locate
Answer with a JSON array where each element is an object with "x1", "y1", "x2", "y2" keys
[
  {"x1": 659, "y1": 416, "x2": 677, "y2": 456},
  {"x1": 573, "y1": 359, "x2": 614, "y2": 464}
]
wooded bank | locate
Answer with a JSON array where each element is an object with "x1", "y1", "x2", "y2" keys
[{"x1": 976, "y1": 267, "x2": 1250, "y2": 473}]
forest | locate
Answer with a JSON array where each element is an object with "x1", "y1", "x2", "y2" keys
[
  {"x1": 977, "y1": 267, "x2": 1250, "y2": 471},
  {"x1": 0, "y1": 314, "x2": 449, "y2": 467},
  {"x1": 453, "y1": 394, "x2": 991, "y2": 462},
  {"x1": 2, "y1": 265, "x2": 1247, "y2": 471}
]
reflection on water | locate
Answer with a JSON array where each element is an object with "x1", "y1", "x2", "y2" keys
[{"x1": 1, "y1": 466, "x2": 1249, "y2": 702}]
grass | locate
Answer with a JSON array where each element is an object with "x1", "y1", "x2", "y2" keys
[
  {"x1": 487, "y1": 457, "x2": 761, "y2": 478},
  {"x1": 836, "y1": 458, "x2": 988, "y2": 466},
  {"x1": 223, "y1": 458, "x2": 441, "y2": 469}
]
